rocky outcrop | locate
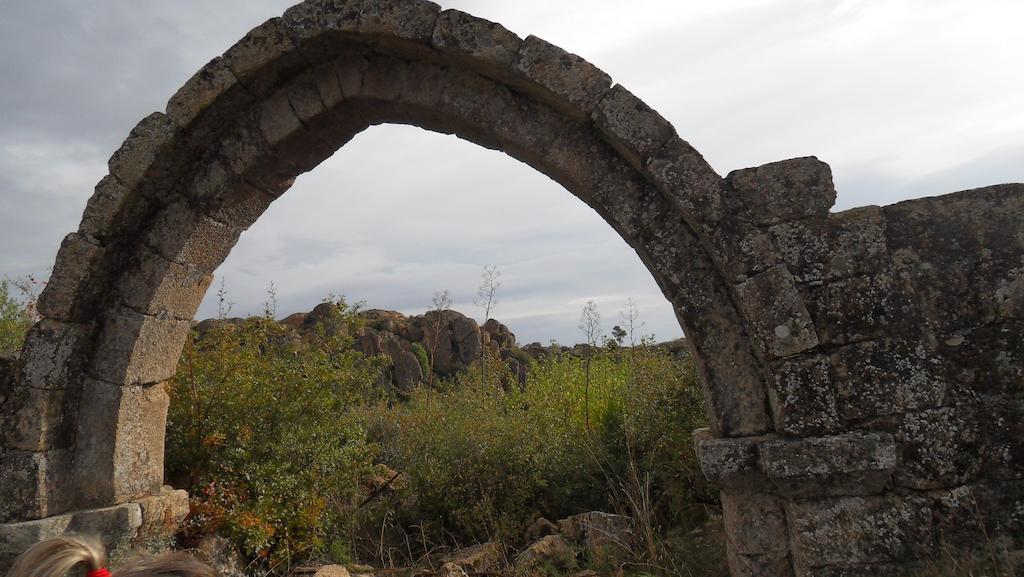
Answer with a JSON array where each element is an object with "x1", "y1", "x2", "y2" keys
[{"x1": 194, "y1": 306, "x2": 523, "y2": 394}]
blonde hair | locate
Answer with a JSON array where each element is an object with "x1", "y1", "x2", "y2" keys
[{"x1": 6, "y1": 535, "x2": 213, "y2": 577}]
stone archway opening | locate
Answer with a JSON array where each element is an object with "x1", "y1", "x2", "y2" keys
[{"x1": 2, "y1": 2, "x2": 1022, "y2": 576}]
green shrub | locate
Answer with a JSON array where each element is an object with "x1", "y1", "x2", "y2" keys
[
  {"x1": 359, "y1": 346, "x2": 714, "y2": 557},
  {"x1": 0, "y1": 279, "x2": 35, "y2": 354},
  {"x1": 165, "y1": 299, "x2": 389, "y2": 571},
  {"x1": 410, "y1": 341, "x2": 430, "y2": 379}
]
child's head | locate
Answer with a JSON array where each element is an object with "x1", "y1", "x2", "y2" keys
[{"x1": 6, "y1": 535, "x2": 213, "y2": 577}]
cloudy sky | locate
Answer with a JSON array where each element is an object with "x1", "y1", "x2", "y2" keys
[{"x1": 2, "y1": 0, "x2": 1022, "y2": 344}]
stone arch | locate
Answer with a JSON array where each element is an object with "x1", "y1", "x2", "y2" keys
[{"x1": 3, "y1": 1, "x2": 1023, "y2": 576}]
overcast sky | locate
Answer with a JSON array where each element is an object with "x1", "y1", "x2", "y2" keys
[{"x1": 2, "y1": 0, "x2": 1022, "y2": 344}]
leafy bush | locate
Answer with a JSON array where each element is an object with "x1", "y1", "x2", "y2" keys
[
  {"x1": 0, "y1": 278, "x2": 37, "y2": 354},
  {"x1": 165, "y1": 300, "x2": 389, "y2": 571},
  {"x1": 358, "y1": 346, "x2": 714, "y2": 559},
  {"x1": 409, "y1": 341, "x2": 430, "y2": 380}
]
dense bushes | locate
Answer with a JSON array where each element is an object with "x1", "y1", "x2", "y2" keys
[
  {"x1": 165, "y1": 301, "x2": 388, "y2": 570},
  {"x1": 166, "y1": 303, "x2": 721, "y2": 575},
  {"x1": 357, "y1": 344, "x2": 716, "y2": 565}
]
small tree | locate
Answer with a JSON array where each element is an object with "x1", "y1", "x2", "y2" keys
[
  {"x1": 426, "y1": 289, "x2": 451, "y2": 398},
  {"x1": 473, "y1": 265, "x2": 500, "y2": 324},
  {"x1": 578, "y1": 300, "x2": 602, "y2": 431},
  {"x1": 216, "y1": 277, "x2": 234, "y2": 320},
  {"x1": 621, "y1": 298, "x2": 645, "y2": 348},
  {"x1": 473, "y1": 265, "x2": 501, "y2": 385},
  {"x1": 263, "y1": 281, "x2": 278, "y2": 319}
]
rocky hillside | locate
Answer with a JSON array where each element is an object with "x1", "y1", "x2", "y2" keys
[{"x1": 194, "y1": 304, "x2": 524, "y2": 394}]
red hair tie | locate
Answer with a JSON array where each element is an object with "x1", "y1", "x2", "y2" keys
[{"x1": 88, "y1": 569, "x2": 111, "y2": 577}]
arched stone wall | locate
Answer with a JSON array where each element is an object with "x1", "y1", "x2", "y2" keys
[{"x1": 2, "y1": 1, "x2": 1022, "y2": 575}]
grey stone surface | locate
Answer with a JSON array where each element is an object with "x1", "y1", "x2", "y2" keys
[
  {"x1": 513, "y1": 35, "x2": 612, "y2": 119},
  {"x1": 90, "y1": 307, "x2": 191, "y2": 386},
  {"x1": 736, "y1": 265, "x2": 820, "y2": 360},
  {"x1": 36, "y1": 233, "x2": 107, "y2": 323}
]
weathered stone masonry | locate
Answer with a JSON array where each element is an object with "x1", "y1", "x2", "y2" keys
[{"x1": 1, "y1": 1, "x2": 1021, "y2": 575}]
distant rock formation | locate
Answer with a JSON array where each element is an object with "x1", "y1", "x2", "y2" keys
[{"x1": 195, "y1": 305, "x2": 524, "y2": 394}]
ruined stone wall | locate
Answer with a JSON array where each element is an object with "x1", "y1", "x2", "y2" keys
[
  {"x1": 700, "y1": 178, "x2": 1024, "y2": 576},
  {"x1": 0, "y1": 0, "x2": 1021, "y2": 575}
]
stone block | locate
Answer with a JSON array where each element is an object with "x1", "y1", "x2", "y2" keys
[
  {"x1": 696, "y1": 433, "x2": 766, "y2": 491},
  {"x1": 896, "y1": 406, "x2": 982, "y2": 489},
  {"x1": 432, "y1": 9, "x2": 522, "y2": 80},
  {"x1": 768, "y1": 218, "x2": 832, "y2": 284},
  {"x1": 259, "y1": 89, "x2": 305, "y2": 147},
  {"x1": 539, "y1": 118, "x2": 617, "y2": 201},
  {"x1": 216, "y1": 114, "x2": 298, "y2": 196},
  {"x1": 195, "y1": 167, "x2": 278, "y2": 231},
  {"x1": 74, "y1": 380, "x2": 170, "y2": 508},
  {"x1": 79, "y1": 174, "x2": 154, "y2": 242},
  {"x1": 804, "y1": 272, "x2": 900, "y2": 346},
  {"x1": 766, "y1": 354, "x2": 841, "y2": 437},
  {"x1": 513, "y1": 35, "x2": 612, "y2": 120},
  {"x1": 287, "y1": 71, "x2": 327, "y2": 123},
  {"x1": 592, "y1": 84, "x2": 675, "y2": 171},
  {"x1": 90, "y1": 307, "x2": 191, "y2": 386},
  {"x1": 829, "y1": 340, "x2": 946, "y2": 422},
  {"x1": 759, "y1": 432, "x2": 896, "y2": 497},
  {"x1": 17, "y1": 320, "x2": 90, "y2": 391},
  {"x1": 647, "y1": 137, "x2": 731, "y2": 231},
  {"x1": 223, "y1": 17, "x2": 306, "y2": 97},
  {"x1": 143, "y1": 201, "x2": 243, "y2": 274},
  {"x1": 0, "y1": 502, "x2": 142, "y2": 571},
  {"x1": 0, "y1": 448, "x2": 74, "y2": 523},
  {"x1": 335, "y1": 54, "x2": 368, "y2": 98},
  {"x1": 313, "y1": 61, "x2": 344, "y2": 110},
  {"x1": 979, "y1": 395, "x2": 1024, "y2": 480},
  {"x1": 397, "y1": 59, "x2": 449, "y2": 115},
  {"x1": 736, "y1": 265, "x2": 820, "y2": 360},
  {"x1": 285, "y1": 0, "x2": 440, "y2": 63},
  {"x1": 787, "y1": 495, "x2": 932, "y2": 568},
  {"x1": 709, "y1": 222, "x2": 782, "y2": 282},
  {"x1": 166, "y1": 56, "x2": 252, "y2": 130},
  {"x1": 826, "y1": 206, "x2": 889, "y2": 279},
  {"x1": 107, "y1": 113, "x2": 176, "y2": 191},
  {"x1": 727, "y1": 156, "x2": 836, "y2": 226},
  {"x1": 36, "y1": 233, "x2": 107, "y2": 323},
  {"x1": 362, "y1": 54, "x2": 408, "y2": 102},
  {"x1": 1, "y1": 384, "x2": 82, "y2": 452},
  {"x1": 258, "y1": 88, "x2": 337, "y2": 174},
  {"x1": 932, "y1": 481, "x2": 1024, "y2": 552},
  {"x1": 936, "y1": 320, "x2": 1023, "y2": 396},
  {"x1": 721, "y1": 492, "x2": 789, "y2": 554},
  {"x1": 115, "y1": 246, "x2": 213, "y2": 321},
  {"x1": 136, "y1": 486, "x2": 190, "y2": 542}
]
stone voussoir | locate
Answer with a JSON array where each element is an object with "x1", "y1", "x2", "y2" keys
[
  {"x1": 736, "y1": 264, "x2": 820, "y2": 360},
  {"x1": 36, "y1": 232, "x2": 108, "y2": 323},
  {"x1": 512, "y1": 35, "x2": 612, "y2": 120},
  {"x1": 431, "y1": 9, "x2": 523, "y2": 80},
  {"x1": 107, "y1": 112, "x2": 177, "y2": 192},
  {"x1": 166, "y1": 56, "x2": 254, "y2": 129},
  {"x1": 592, "y1": 83, "x2": 676, "y2": 171}
]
